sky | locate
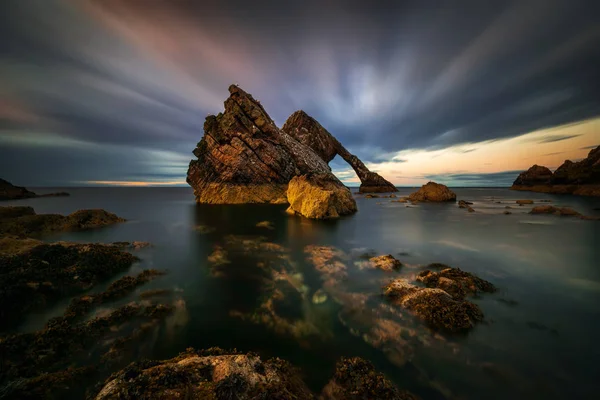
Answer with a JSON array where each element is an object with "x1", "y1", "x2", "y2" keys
[{"x1": 0, "y1": 0, "x2": 599, "y2": 187}]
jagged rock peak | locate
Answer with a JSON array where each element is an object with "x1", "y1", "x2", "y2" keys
[
  {"x1": 282, "y1": 110, "x2": 398, "y2": 193},
  {"x1": 186, "y1": 85, "x2": 356, "y2": 217}
]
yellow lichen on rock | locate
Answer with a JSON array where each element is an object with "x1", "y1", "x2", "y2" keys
[{"x1": 286, "y1": 174, "x2": 357, "y2": 219}]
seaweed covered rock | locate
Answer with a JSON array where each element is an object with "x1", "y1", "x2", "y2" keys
[
  {"x1": 321, "y1": 357, "x2": 419, "y2": 400},
  {"x1": 367, "y1": 255, "x2": 402, "y2": 271},
  {"x1": 286, "y1": 173, "x2": 357, "y2": 219},
  {"x1": 0, "y1": 241, "x2": 138, "y2": 328},
  {"x1": 416, "y1": 268, "x2": 496, "y2": 300},
  {"x1": 282, "y1": 110, "x2": 397, "y2": 193},
  {"x1": 408, "y1": 182, "x2": 456, "y2": 202},
  {"x1": 383, "y1": 279, "x2": 484, "y2": 333},
  {"x1": 0, "y1": 207, "x2": 125, "y2": 237},
  {"x1": 91, "y1": 348, "x2": 314, "y2": 400}
]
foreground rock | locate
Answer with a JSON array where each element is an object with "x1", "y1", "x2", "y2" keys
[
  {"x1": 321, "y1": 357, "x2": 419, "y2": 400},
  {"x1": 282, "y1": 110, "x2": 397, "y2": 193},
  {"x1": 0, "y1": 240, "x2": 138, "y2": 328},
  {"x1": 91, "y1": 348, "x2": 415, "y2": 400},
  {"x1": 511, "y1": 145, "x2": 600, "y2": 196},
  {"x1": 0, "y1": 206, "x2": 125, "y2": 237},
  {"x1": 408, "y1": 182, "x2": 456, "y2": 202},
  {"x1": 186, "y1": 85, "x2": 362, "y2": 218},
  {"x1": 0, "y1": 178, "x2": 69, "y2": 200},
  {"x1": 383, "y1": 279, "x2": 484, "y2": 333},
  {"x1": 286, "y1": 173, "x2": 357, "y2": 219},
  {"x1": 367, "y1": 254, "x2": 402, "y2": 271},
  {"x1": 417, "y1": 268, "x2": 496, "y2": 300}
]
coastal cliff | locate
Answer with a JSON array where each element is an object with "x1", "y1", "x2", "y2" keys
[
  {"x1": 511, "y1": 145, "x2": 600, "y2": 196},
  {"x1": 186, "y1": 85, "x2": 359, "y2": 218}
]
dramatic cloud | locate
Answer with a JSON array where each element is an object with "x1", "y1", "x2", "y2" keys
[{"x1": 0, "y1": 0, "x2": 599, "y2": 186}]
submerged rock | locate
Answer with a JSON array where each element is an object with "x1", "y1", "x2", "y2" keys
[
  {"x1": 383, "y1": 279, "x2": 484, "y2": 333},
  {"x1": 0, "y1": 206, "x2": 125, "y2": 237},
  {"x1": 321, "y1": 357, "x2": 419, "y2": 400},
  {"x1": 0, "y1": 241, "x2": 138, "y2": 328},
  {"x1": 286, "y1": 173, "x2": 357, "y2": 219},
  {"x1": 516, "y1": 199, "x2": 534, "y2": 205},
  {"x1": 408, "y1": 182, "x2": 456, "y2": 202},
  {"x1": 367, "y1": 254, "x2": 402, "y2": 271},
  {"x1": 416, "y1": 268, "x2": 496, "y2": 300},
  {"x1": 511, "y1": 146, "x2": 600, "y2": 196},
  {"x1": 530, "y1": 205, "x2": 579, "y2": 216}
]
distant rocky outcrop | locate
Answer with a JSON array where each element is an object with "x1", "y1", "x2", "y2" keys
[
  {"x1": 282, "y1": 110, "x2": 397, "y2": 193},
  {"x1": 511, "y1": 145, "x2": 600, "y2": 196},
  {"x1": 187, "y1": 85, "x2": 369, "y2": 218},
  {"x1": 0, "y1": 178, "x2": 69, "y2": 201},
  {"x1": 408, "y1": 181, "x2": 456, "y2": 202}
]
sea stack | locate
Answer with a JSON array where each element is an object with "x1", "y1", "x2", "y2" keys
[
  {"x1": 511, "y1": 145, "x2": 600, "y2": 196},
  {"x1": 186, "y1": 85, "x2": 358, "y2": 218},
  {"x1": 282, "y1": 110, "x2": 398, "y2": 193},
  {"x1": 408, "y1": 181, "x2": 457, "y2": 202}
]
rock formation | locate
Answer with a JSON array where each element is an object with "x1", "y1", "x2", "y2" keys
[
  {"x1": 408, "y1": 181, "x2": 456, "y2": 202},
  {"x1": 286, "y1": 173, "x2": 357, "y2": 219},
  {"x1": 511, "y1": 145, "x2": 600, "y2": 196},
  {"x1": 0, "y1": 178, "x2": 36, "y2": 200},
  {"x1": 186, "y1": 85, "x2": 365, "y2": 218},
  {"x1": 282, "y1": 110, "x2": 397, "y2": 193},
  {"x1": 0, "y1": 178, "x2": 69, "y2": 200}
]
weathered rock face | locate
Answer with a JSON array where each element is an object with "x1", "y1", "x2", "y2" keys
[
  {"x1": 286, "y1": 173, "x2": 357, "y2": 219},
  {"x1": 282, "y1": 110, "x2": 398, "y2": 193},
  {"x1": 0, "y1": 178, "x2": 36, "y2": 200},
  {"x1": 186, "y1": 86, "x2": 350, "y2": 214},
  {"x1": 511, "y1": 145, "x2": 600, "y2": 196},
  {"x1": 408, "y1": 181, "x2": 456, "y2": 202}
]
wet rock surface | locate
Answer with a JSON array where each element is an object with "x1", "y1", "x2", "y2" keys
[
  {"x1": 286, "y1": 173, "x2": 357, "y2": 219},
  {"x1": 416, "y1": 268, "x2": 496, "y2": 300},
  {"x1": 0, "y1": 206, "x2": 125, "y2": 237},
  {"x1": 511, "y1": 145, "x2": 600, "y2": 196},
  {"x1": 383, "y1": 279, "x2": 484, "y2": 333},
  {"x1": 321, "y1": 357, "x2": 419, "y2": 400},
  {"x1": 408, "y1": 182, "x2": 456, "y2": 202},
  {"x1": 0, "y1": 240, "x2": 138, "y2": 328},
  {"x1": 366, "y1": 254, "x2": 403, "y2": 271}
]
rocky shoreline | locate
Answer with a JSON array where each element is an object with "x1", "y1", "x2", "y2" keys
[{"x1": 510, "y1": 145, "x2": 600, "y2": 196}]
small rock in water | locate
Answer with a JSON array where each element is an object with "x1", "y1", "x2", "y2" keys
[
  {"x1": 368, "y1": 254, "x2": 402, "y2": 271},
  {"x1": 256, "y1": 220, "x2": 274, "y2": 229},
  {"x1": 312, "y1": 289, "x2": 328, "y2": 304},
  {"x1": 516, "y1": 199, "x2": 534, "y2": 205}
]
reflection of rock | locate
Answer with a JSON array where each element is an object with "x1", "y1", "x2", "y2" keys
[
  {"x1": 367, "y1": 254, "x2": 402, "y2": 271},
  {"x1": 408, "y1": 182, "x2": 456, "y2": 202},
  {"x1": 383, "y1": 279, "x2": 484, "y2": 333},
  {"x1": 321, "y1": 357, "x2": 418, "y2": 400},
  {"x1": 286, "y1": 173, "x2": 357, "y2": 219},
  {"x1": 93, "y1": 348, "x2": 315, "y2": 400},
  {"x1": 416, "y1": 267, "x2": 496, "y2": 300}
]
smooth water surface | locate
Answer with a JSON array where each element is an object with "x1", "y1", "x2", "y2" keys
[{"x1": 5, "y1": 187, "x2": 600, "y2": 399}]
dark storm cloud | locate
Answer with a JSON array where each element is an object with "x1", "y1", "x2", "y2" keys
[{"x1": 0, "y1": 0, "x2": 599, "y2": 185}]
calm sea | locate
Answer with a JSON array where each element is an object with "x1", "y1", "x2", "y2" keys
[{"x1": 4, "y1": 187, "x2": 600, "y2": 399}]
